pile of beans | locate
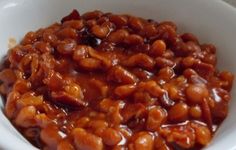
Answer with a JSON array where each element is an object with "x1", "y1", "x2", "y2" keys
[{"x1": 0, "y1": 9, "x2": 234, "y2": 150}]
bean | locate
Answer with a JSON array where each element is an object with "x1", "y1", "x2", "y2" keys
[
  {"x1": 181, "y1": 33, "x2": 199, "y2": 44},
  {"x1": 13, "y1": 80, "x2": 31, "y2": 94},
  {"x1": 189, "y1": 105, "x2": 202, "y2": 119},
  {"x1": 157, "y1": 67, "x2": 175, "y2": 82},
  {"x1": 108, "y1": 29, "x2": 129, "y2": 44},
  {"x1": 35, "y1": 113, "x2": 51, "y2": 128},
  {"x1": 78, "y1": 58, "x2": 102, "y2": 71},
  {"x1": 112, "y1": 145, "x2": 126, "y2": 150},
  {"x1": 57, "y1": 140, "x2": 75, "y2": 150},
  {"x1": 102, "y1": 128, "x2": 122, "y2": 146},
  {"x1": 22, "y1": 44, "x2": 37, "y2": 54},
  {"x1": 0, "y1": 69, "x2": 16, "y2": 85},
  {"x1": 99, "y1": 99, "x2": 123, "y2": 125},
  {"x1": 21, "y1": 31, "x2": 37, "y2": 45},
  {"x1": 155, "y1": 57, "x2": 175, "y2": 68},
  {"x1": 101, "y1": 21, "x2": 114, "y2": 30},
  {"x1": 82, "y1": 10, "x2": 103, "y2": 20},
  {"x1": 97, "y1": 16, "x2": 109, "y2": 25},
  {"x1": 124, "y1": 53, "x2": 155, "y2": 70},
  {"x1": 182, "y1": 56, "x2": 196, "y2": 68},
  {"x1": 8, "y1": 46, "x2": 25, "y2": 67},
  {"x1": 57, "y1": 39, "x2": 77, "y2": 55},
  {"x1": 107, "y1": 65, "x2": 138, "y2": 84},
  {"x1": 76, "y1": 117, "x2": 90, "y2": 128},
  {"x1": 143, "y1": 24, "x2": 157, "y2": 37},
  {"x1": 147, "y1": 107, "x2": 167, "y2": 131},
  {"x1": 186, "y1": 84, "x2": 209, "y2": 104},
  {"x1": 34, "y1": 41, "x2": 52, "y2": 53},
  {"x1": 165, "y1": 85, "x2": 178, "y2": 100},
  {"x1": 191, "y1": 123, "x2": 211, "y2": 146},
  {"x1": 138, "y1": 80, "x2": 164, "y2": 98},
  {"x1": 88, "y1": 47, "x2": 112, "y2": 68},
  {"x1": 89, "y1": 79, "x2": 108, "y2": 97},
  {"x1": 195, "y1": 126, "x2": 211, "y2": 145},
  {"x1": 129, "y1": 132, "x2": 154, "y2": 150},
  {"x1": 154, "y1": 136, "x2": 168, "y2": 149},
  {"x1": 201, "y1": 44, "x2": 216, "y2": 54},
  {"x1": 16, "y1": 95, "x2": 43, "y2": 108},
  {"x1": 183, "y1": 68, "x2": 198, "y2": 79},
  {"x1": 159, "y1": 21, "x2": 177, "y2": 31},
  {"x1": 15, "y1": 106, "x2": 37, "y2": 127},
  {"x1": 160, "y1": 122, "x2": 195, "y2": 149},
  {"x1": 150, "y1": 40, "x2": 166, "y2": 56},
  {"x1": 87, "y1": 120, "x2": 108, "y2": 131},
  {"x1": 40, "y1": 125, "x2": 63, "y2": 149},
  {"x1": 202, "y1": 54, "x2": 216, "y2": 66},
  {"x1": 64, "y1": 83, "x2": 84, "y2": 100},
  {"x1": 193, "y1": 61, "x2": 215, "y2": 77},
  {"x1": 63, "y1": 20, "x2": 84, "y2": 30},
  {"x1": 128, "y1": 16, "x2": 144, "y2": 31},
  {"x1": 109, "y1": 15, "x2": 128, "y2": 28},
  {"x1": 162, "y1": 49, "x2": 174, "y2": 59},
  {"x1": 73, "y1": 128, "x2": 103, "y2": 150},
  {"x1": 109, "y1": 108, "x2": 124, "y2": 126},
  {"x1": 121, "y1": 103, "x2": 146, "y2": 123},
  {"x1": 5, "y1": 91, "x2": 20, "y2": 118},
  {"x1": 219, "y1": 71, "x2": 234, "y2": 91},
  {"x1": 131, "y1": 68, "x2": 153, "y2": 80},
  {"x1": 99, "y1": 98, "x2": 118, "y2": 112},
  {"x1": 43, "y1": 30, "x2": 57, "y2": 44},
  {"x1": 44, "y1": 71, "x2": 64, "y2": 91},
  {"x1": 73, "y1": 45, "x2": 90, "y2": 61},
  {"x1": 133, "y1": 91, "x2": 153, "y2": 105},
  {"x1": 156, "y1": 23, "x2": 176, "y2": 44},
  {"x1": 91, "y1": 25, "x2": 110, "y2": 38},
  {"x1": 86, "y1": 19, "x2": 97, "y2": 28},
  {"x1": 57, "y1": 27, "x2": 77, "y2": 39},
  {"x1": 185, "y1": 41, "x2": 201, "y2": 52},
  {"x1": 114, "y1": 84, "x2": 136, "y2": 98},
  {"x1": 124, "y1": 34, "x2": 144, "y2": 46},
  {"x1": 168, "y1": 102, "x2": 189, "y2": 122}
]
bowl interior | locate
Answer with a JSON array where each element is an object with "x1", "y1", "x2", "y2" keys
[{"x1": 0, "y1": 0, "x2": 235, "y2": 150}]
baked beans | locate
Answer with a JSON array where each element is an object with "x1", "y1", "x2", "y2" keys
[{"x1": 0, "y1": 9, "x2": 234, "y2": 150}]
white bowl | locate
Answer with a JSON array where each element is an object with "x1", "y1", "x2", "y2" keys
[{"x1": 0, "y1": 0, "x2": 236, "y2": 150}]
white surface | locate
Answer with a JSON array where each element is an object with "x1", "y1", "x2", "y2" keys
[{"x1": 0, "y1": 0, "x2": 236, "y2": 150}]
